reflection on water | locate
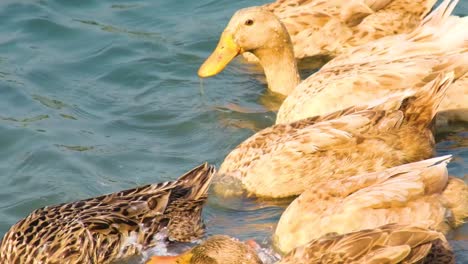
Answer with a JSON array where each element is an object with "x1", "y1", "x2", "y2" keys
[
  {"x1": 74, "y1": 19, "x2": 160, "y2": 38},
  {"x1": 0, "y1": 114, "x2": 49, "y2": 123},
  {"x1": 0, "y1": 0, "x2": 466, "y2": 262},
  {"x1": 32, "y1": 94, "x2": 67, "y2": 109}
]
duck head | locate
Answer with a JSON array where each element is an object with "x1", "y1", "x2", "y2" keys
[
  {"x1": 198, "y1": 7, "x2": 293, "y2": 78},
  {"x1": 147, "y1": 235, "x2": 262, "y2": 264}
]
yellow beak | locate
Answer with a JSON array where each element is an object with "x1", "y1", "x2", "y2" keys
[
  {"x1": 198, "y1": 33, "x2": 241, "y2": 78},
  {"x1": 146, "y1": 255, "x2": 178, "y2": 264},
  {"x1": 146, "y1": 251, "x2": 193, "y2": 264}
]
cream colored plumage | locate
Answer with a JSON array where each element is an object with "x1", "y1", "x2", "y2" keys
[
  {"x1": 277, "y1": 0, "x2": 468, "y2": 123},
  {"x1": 274, "y1": 156, "x2": 468, "y2": 254},
  {"x1": 0, "y1": 164, "x2": 215, "y2": 264},
  {"x1": 214, "y1": 74, "x2": 452, "y2": 198},
  {"x1": 198, "y1": 0, "x2": 467, "y2": 123}
]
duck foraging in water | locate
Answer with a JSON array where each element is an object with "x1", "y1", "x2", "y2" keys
[
  {"x1": 214, "y1": 74, "x2": 453, "y2": 198},
  {"x1": 147, "y1": 235, "x2": 263, "y2": 264},
  {"x1": 274, "y1": 155, "x2": 468, "y2": 254},
  {"x1": 147, "y1": 224, "x2": 454, "y2": 264},
  {"x1": 0, "y1": 163, "x2": 216, "y2": 264}
]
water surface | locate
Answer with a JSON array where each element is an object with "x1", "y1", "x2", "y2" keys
[{"x1": 0, "y1": 0, "x2": 466, "y2": 262}]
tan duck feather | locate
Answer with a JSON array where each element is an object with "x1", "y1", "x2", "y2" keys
[
  {"x1": 277, "y1": 0, "x2": 468, "y2": 123},
  {"x1": 274, "y1": 155, "x2": 468, "y2": 253},
  {"x1": 0, "y1": 163, "x2": 215, "y2": 264},
  {"x1": 279, "y1": 223, "x2": 454, "y2": 264},
  {"x1": 244, "y1": 0, "x2": 437, "y2": 64},
  {"x1": 214, "y1": 74, "x2": 452, "y2": 198}
]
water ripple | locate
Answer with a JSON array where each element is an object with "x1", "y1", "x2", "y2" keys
[{"x1": 0, "y1": 0, "x2": 466, "y2": 262}]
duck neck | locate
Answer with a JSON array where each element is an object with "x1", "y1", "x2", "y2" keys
[{"x1": 253, "y1": 45, "x2": 300, "y2": 96}]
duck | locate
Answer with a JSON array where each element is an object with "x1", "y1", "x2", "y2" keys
[
  {"x1": 147, "y1": 235, "x2": 263, "y2": 264},
  {"x1": 213, "y1": 74, "x2": 452, "y2": 198},
  {"x1": 276, "y1": 0, "x2": 468, "y2": 124},
  {"x1": 198, "y1": 0, "x2": 467, "y2": 123},
  {"x1": 241, "y1": 0, "x2": 437, "y2": 66},
  {"x1": 146, "y1": 224, "x2": 454, "y2": 264},
  {"x1": 274, "y1": 155, "x2": 468, "y2": 254},
  {"x1": 0, "y1": 163, "x2": 216, "y2": 264}
]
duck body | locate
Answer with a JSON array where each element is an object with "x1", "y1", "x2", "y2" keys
[
  {"x1": 279, "y1": 223, "x2": 454, "y2": 264},
  {"x1": 274, "y1": 155, "x2": 468, "y2": 253},
  {"x1": 198, "y1": 0, "x2": 467, "y2": 122},
  {"x1": 245, "y1": 0, "x2": 437, "y2": 64},
  {"x1": 0, "y1": 163, "x2": 215, "y2": 264},
  {"x1": 276, "y1": 0, "x2": 468, "y2": 123},
  {"x1": 215, "y1": 75, "x2": 451, "y2": 198}
]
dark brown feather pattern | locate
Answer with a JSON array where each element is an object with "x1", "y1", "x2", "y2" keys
[{"x1": 0, "y1": 163, "x2": 215, "y2": 264}]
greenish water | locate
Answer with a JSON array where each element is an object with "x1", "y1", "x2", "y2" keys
[{"x1": 0, "y1": 0, "x2": 466, "y2": 262}]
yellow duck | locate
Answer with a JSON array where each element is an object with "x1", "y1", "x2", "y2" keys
[
  {"x1": 244, "y1": 0, "x2": 437, "y2": 65},
  {"x1": 198, "y1": 0, "x2": 467, "y2": 123},
  {"x1": 214, "y1": 74, "x2": 452, "y2": 198},
  {"x1": 146, "y1": 224, "x2": 454, "y2": 264},
  {"x1": 274, "y1": 155, "x2": 468, "y2": 254},
  {"x1": 0, "y1": 163, "x2": 215, "y2": 264}
]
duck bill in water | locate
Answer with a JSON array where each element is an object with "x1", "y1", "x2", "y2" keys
[
  {"x1": 146, "y1": 251, "x2": 193, "y2": 264},
  {"x1": 198, "y1": 32, "x2": 242, "y2": 77},
  {"x1": 146, "y1": 238, "x2": 261, "y2": 264}
]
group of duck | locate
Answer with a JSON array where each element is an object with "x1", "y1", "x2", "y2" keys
[{"x1": 1, "y1": 0, "x2": 467, "y2": 263}]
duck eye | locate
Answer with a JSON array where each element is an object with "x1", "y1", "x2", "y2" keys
[{"x1": 245, "y1": 19, "x2": 254, "y2": 26}]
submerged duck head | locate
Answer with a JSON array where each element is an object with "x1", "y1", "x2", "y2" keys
[{"x1": 147, "y1": 235, "x2": 262, "y2": 264}]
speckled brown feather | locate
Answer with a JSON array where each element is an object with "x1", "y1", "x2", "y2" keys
[
  {"x1": 216, "y1": 74, "x2": 452, "y2": 198},
  {"x1": 0, "y1": 163, "x2": 215, "y2": 264},
  {"x1": 188, "y1": 235, "x2": 262, "y2": 264},
  {"x1": 279, "y1": 224, "x2": 454, "y2": 264},
  {"x1": 277, "y1": 0, "x2": 468, "y2": 124}
]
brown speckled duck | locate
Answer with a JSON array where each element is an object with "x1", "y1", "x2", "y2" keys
[
  {"x1": 213, "y1": 74, "x2": 452, "y2": 198},
  {"x1": 147, "y1": 224, "x2": 454, "y2": 264},
  {"x1": 0, "y1": 163, "x2": 215, "y2": 264},
  {"x1": 147, "y1": 235, "x2": 263, "y2": 264}
]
